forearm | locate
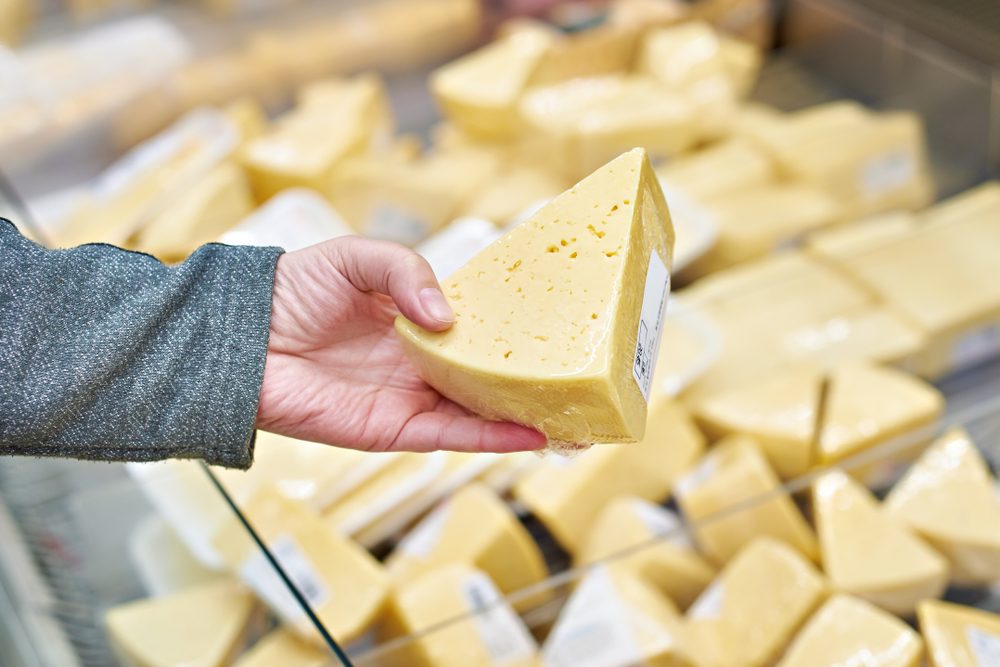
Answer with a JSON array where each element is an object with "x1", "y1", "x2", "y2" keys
[{"x1": 0, "y1": 219, "x2": 283, "y2": 469}]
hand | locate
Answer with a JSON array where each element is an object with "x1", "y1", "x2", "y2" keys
[{"x1": 257, "y1": 236, "x2": 546, "y2": 454}]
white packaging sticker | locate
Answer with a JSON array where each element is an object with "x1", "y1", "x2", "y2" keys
[
  {"x1": 862, "y1": 150, "x2": 915, "y2": 197},
  {"x1": 462, "y1": 572, "x2": 538, "y2": 665},
  {"x1": 967, "y1": 626, "x2": 1000, "y2": 666},
  {"x1": 367, "y1": 204, "x2": 431, "y2": 247},
  {"x1": 221, "y1": 189, "x2": 355, "y2": 251},
  {"x1": 239, "y1": 534, "x2": 328, "y2": 626},
  {"x1": 952, "y1": 323, "x2": 1000, "y2": 372},
  {"x1": 397, "y1": 501, "x2": 451, "y2": 559},
  {"x1": 633, "y1": 251, "x2": 671, "y2": 401}
]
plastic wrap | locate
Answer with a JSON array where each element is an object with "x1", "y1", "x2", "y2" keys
[
  {"x1": 395, "y1": 149, "x2": 674, "y2": 450},
  {"x1": 219, "y1": 189, "x2": 356, "y2": 252},
  {"x1": 918, "y1": 600, "x2": 1000, "y2": 667}
]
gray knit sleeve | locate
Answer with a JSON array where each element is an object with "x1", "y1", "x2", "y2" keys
[{"x1": 0, "y1": 218, "x2": 284, "y2": 469}]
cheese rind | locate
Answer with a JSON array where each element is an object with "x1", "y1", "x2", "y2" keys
[
  {"x1": 396, "y1": 148, "x2": 674, "y2": 446},
  {"x1": 918, "y1": 599, "x2": 1000, "y2": 667}
]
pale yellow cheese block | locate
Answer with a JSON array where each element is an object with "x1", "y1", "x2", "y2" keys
[
  {"x1": 106, "y1": 580, "x2": 257, "y2": 667},
  {"x1": 460, "y1": 163, "x2": 569, "y2": 226},
  {"x1": 431, "y1": 28, "x2": 553, "y2": 140},
  {"x1": 233, "y1": 629, "x2": 329, "y2": 667},
  {"x1": 654, "y1": 301, "x2": 723, "y2": 396},
  {"x1": 738, "y1": 100, "x2": 871, "y2": 159},
  {"x1": 514, "y1": 395, "x2": 704, "y2": 553},
  {"x1": 818, "y1": 362, "x2": 943, "y2": 467},
  {"x1": 0, "y1": 0, "x2": 30, "y2": 45},
  {"x1": 575, "y1": 496, "x2": 715, "y2": 609},
  {"x1": 805, "y1": 211, "x2": 917, "y2": 264},
  {"x1": 885, "y1": 428, "x2": 1000, "y2": 585},
  {"x1": 222, "y1": 97, "x2": 269, "y2": 147},
  {"x1": 214, "y1": 486, "x2": 388, "y2": 644},
  {"x1": 543, "y1": 566, "x2": 696, "y2": 667},
  {"x1": 396, "y1": 148, "x2": 674, "y2": 446},
  {"x1": 477, "y1": 451, "x2": 541, "y2": 494},
  {"x1": 777, "y1": 594, "x2": 923, "y2": 667},
  {"x1": 656, "y1": 138, "x2": 774, "y2": 201},
  {"x1": 918, "y1": 599, "x2": 1000, "y2": 667},
  {"x1": 675, "y1": 435, "x2": 819, "y2": 565},
  {"x1": 920, "y1": 180, "x2": 1000, "y2": 229},
  {"x1": 694, "y1": 364, "x2": 822, "y2": 479},
  {"x1": 134, "y1": 162, "x2": 254, "y2": 261},
  {"x1": 684, "y1": 538, "x2": 828, "y2": 667},
  {"x1": 636, "y1": 21, "x2": 742, "y2": 90},
  {"x1": 386, "y1": 483, "x2": 547, "y2": 602},
  {"x1": 812, "y1": 470, "x2": 948, "y2": 616},
  {"x1": 381, "y1": 565, "x2": 541, "y2": 667}
]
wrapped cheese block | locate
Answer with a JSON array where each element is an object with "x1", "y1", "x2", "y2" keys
[
  {"x1": 396, "y1": 149, "x2": 674, "y2": 447},
  {"x1": 675, "y1": 435, "x2": 818, "y2": 565},
  {"x1": 777, "y1": 594, "x2": 923, "y2": 667},
  {"x1": 106, "y1": 580, "x2": 258, "y2": 667},
  {"x1": 885, "y1": 428, "x2": 1000, "y2": 585},
  {"x1": 515, "y1": 396, "x2": 704, "y2": 553},
  {"x1": 805, "y1": 211, "x2": 917, "y2": 263},
  {"x1": 812, "y1": 470, "x2": 948, "y2": 616},
  {"x1": 576, "y1": 496, "x2": 715, "y2": 609},
  {"x1": 543, "y1": 567, "x2": 696, "y2": 667},
  {"x1": 381, "y1": 565, "x2": 541, "y2": 667},
  {"x1": 684, "y1": 538, "x2": 828, "y2": 667},
  {"x1": 918, "y1": 599, "x2": 1000, "y2": 667},
  {"x1": 233, "y1": 629, "x2": 329, "y2": 667},
  {"x1": 656, "y1": 139, "x2": 774, "y2": 201}
]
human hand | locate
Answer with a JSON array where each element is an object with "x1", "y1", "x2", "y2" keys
[{"x1": 256, "y1": 236, "x2": 547, "y2": 454}]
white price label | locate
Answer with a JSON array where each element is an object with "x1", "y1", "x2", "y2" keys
[
  {"x1": 462, "y1": 573, "x2": 537, "y2": 665},
  {"x1": 633, "y1": 251, "x2": 670, "y2": 401},
  {"x1": 967, "y1": 626, "x2": 1000, "y2": 667},
  {"x1": 240, "y1": 534, "x2": 328, "y2": 626},
  {"x1": 862, "y1": 150, "x2": 915, "y2": 197}
]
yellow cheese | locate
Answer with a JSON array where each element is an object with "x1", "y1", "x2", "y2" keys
[
  {"x1": 0, "y1": 0, "x2": 30, "y2": 45},
  {"x1": 675, "y1": 435, "x2": 819, "y2": 565},
  {"x1": 718, "y1": 34, "x2": 762, "y2": 98},
  {"x1": 656, "y1": 139, "x2": 773, "y2": 200},
  {"x1": 514, "y1": 395, "x2": 704, "y2": 553},
  {"x1": 805, "y1": 211, "x2": 917, "y2": 264},
  {"x1": 106, "y1": 580, "x2": 257, "y2": 667},
  {"x1": 818, "y1": 362, "x2": 943, "y2": 467},
  {"x1": 636, "y1": 22, "x2": 740, "y2": 90},
  {"x1": 920, "y1": 180, "x2": 1000, "y2": 229},
  {"x1": 134, "y1": 162, "x2": 254, "y2": 261},
  {"x1": 918, "y1": 599, "x2": 1000, "y2": 667},
  {"x1": 777, "y1": 594, "x2": 923, "y2": 667},
  {"x1": 222, "y1": 97, "x2": 269, "y2": 146},
  {"x1": 739, "y1": 100, "x2": 870, "y2": 155},
  {"x1": 396, "y1": 148, "x2": 674, "y2": 446},
  {"x1": 431, "y1": 29, "x2": 553, "y2": 140},
  {"x1": 543, "y1": 567, "x2": 695, "y2": 667},
  {"x1": 654, "y1": 300, "x2": 723, "y2": 396},
  {"x1": 214, "y1": 486, "x2": 388, "y2": 643},
  {"x1": 682, "y1": 183, "x2": 842, "y2": 278},
  {"x1": 477, "y1": 451, "x2": 541, "y2": 493},
  {"x1": 241, "y1": 74, "x2": 391, "y2": 201},
  {"x1": 576, "y1": 496, "x2": 715, "y2": 609},
  {"x1": 684, "y1": 538, "x2": 828, "y2": 667},
  {"x1": 232, "y1": 629, "x2": 329, "y2": 667},
  {"x1": 885, "y1": 428, "x2": 1000, "y2": 585},
  {"x1": 812, "y1": 469, "x2": 948, "y2": 616},
  {"x1": 382, "y1": 565, "x2": 541, "y2": 667},
  {"x1": 129, "y1": 516, "x2": 224, "y2": 597},
  {"x1": 694, "y1": 364, "x2": 821, "y2": 479},
  {"x1": 386, "y1": 483, "x2": 547, "y2": 602},
  {"x1": 460, "y1": 163, "x2": 569, "y2": 226}
]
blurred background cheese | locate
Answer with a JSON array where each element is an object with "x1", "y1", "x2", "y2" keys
[
  {"x1": 219, "y1": 189, "x2": 355, "y2": 251},
  {"x1": 656, "y1": 138, "x2": 773, "y2": 201},
  {"x1": 885, "y1": 428, "x2": 1000, "y2": 585},
  {"x1": 684, "y1": 538, "x2": 828, "y2": 667},
  {"x1": 804, "y1": 211, "x2": 917, "y2": 264},
  {"x1": 918, "y1": 599, "x2": 1000, "y2": 667},
  {"x1": 575, "y1": 497, "x2": 715, "y2": 609},
  {"x1": 777, "y1": 594, "x2": 924, "y2": 667},
  {"x1": 812, "y1": 470, "x2": 948, "y2": 616},
  {"x1": 675, "y1": 435, "x2": 818, "y2": 564},
  {"x1": 396, "y1": 149, "x2": 673, "y2": 446},
  {"x1": 232, "y1": 629, "x2": 329, "y2": 667},
  {"x1": 128, "y1": 516, "x2": 224, "y2": 598}
]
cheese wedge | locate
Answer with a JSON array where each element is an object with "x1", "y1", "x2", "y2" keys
[
  {"x1": 918, "y1": 599, "x2": 1000, "y2": 667},
  {"x1": 684, "y1": 538, "x2": 828, "y2": 667},
  {"x1": 739, "y1": 100, "x2": 871, "y2": 159},
  {"x1": 636, "y1": 22, "x2": 741, "y2": 90},
  {"x1": 431, "y1": 28, "x2": 553, "y2": 140},
  {"x1": 818, "y1": 362, "x2": 943, "y2": 467},
  {"x1": 920, "y1": 180, "x2": 1000, "y2": 229},
  {"x1": 675, "y1": 435, "x2": 818, "y2": 565},
  {"x1": 233, "y1": 629, "x2": 329, "y2": 667},
  {"x1": 214, "y1": 486, "x2": 388, "y2": 643},
  {"x1": 694, "y1": 364, "x2": 822, "y2": 479},
  {"x1": 885, "y1": 428, "x2": 1000, "y2": 585},
  {"x1": 503, "y1": 18, "x2": 640, "y2": 85},
  {"x1": 812, "y1": 470, "x2": 948, "y2": 616},
  {"x1": 223, "y1": 98, "x2": 269, "y2": 147},
  {"x1": 777, "y1": 594, "x2": 923, "y2": 667},
  {"x1": 576, "y1": 497, "x2": 715, "y2": 609},
  {"x1": 381, "y1": 565, "x2": 541, "y2": 667},
  {"x1": 656, "y1": 139, "x2": 773, "y2": 201},
  {"x1": 805, "y1": 211, "x2": 917, "y2": 264},
  {"x1": 387, "y1": 483, "x2": 547, "y2": 602},
  {"x1": 543, "y1": 567, "x2": 695, "y2": 667},
  {"x1": 654, "y1": 300, "x2": 722, "y2": 396},
  {"x1": 106, "y1": 580, "x2": 257, "y2": 667},
  {"x1": 477, "y1": 451, "x2": 541, "y2": 494},
  {"x1": 515, "y1": 395, "x2": 704, "y2": 553},
  {"x1": 396, "y1": 149, "x2": 674, "y2": 446},
  {"x1": 129, "y1": 516, "x2": 223, "y2": 598}
]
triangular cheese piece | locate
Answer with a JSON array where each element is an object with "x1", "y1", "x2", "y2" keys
[
  {"x1": 918, "y1": 599, "x2": 1000, "y2": 667},
  {"x1": 777, "y1": 594, "x2": 923, "y2": 667},
  {"x1": 819, "y1": 362, "x2": 943, "y2": 466},
  {"x1": 812, "y1": 470, "x2": 948, "y2": 616},
  {"x1": 106, "y1": 580, "x2": 256, "y2": 667},
  {"x1": 684, "y1": 538, "x2": 828, "y2": 667},
  {"x1": 233, "y1": 629, "x2": 329, "y2": 667},
  {"x1": 675, "y1": 435, "x2": 818, "y2": 565},
  {"x1": 576, "y1": 496, "x2": 715, "y2": 609},
  {"x1": 885, "y1": 428, "x2": 1000, "y2": 584},
  {"x1": 396, "y1": 148, "x2": 675, "y2": 446},
  {"x1": 694, "y1": 365, "x2": 822, "y2": 479}
]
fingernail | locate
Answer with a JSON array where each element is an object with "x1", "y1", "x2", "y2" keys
[{"x1": 420, "y1": 288, "x2": 454, "y2": 323}]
